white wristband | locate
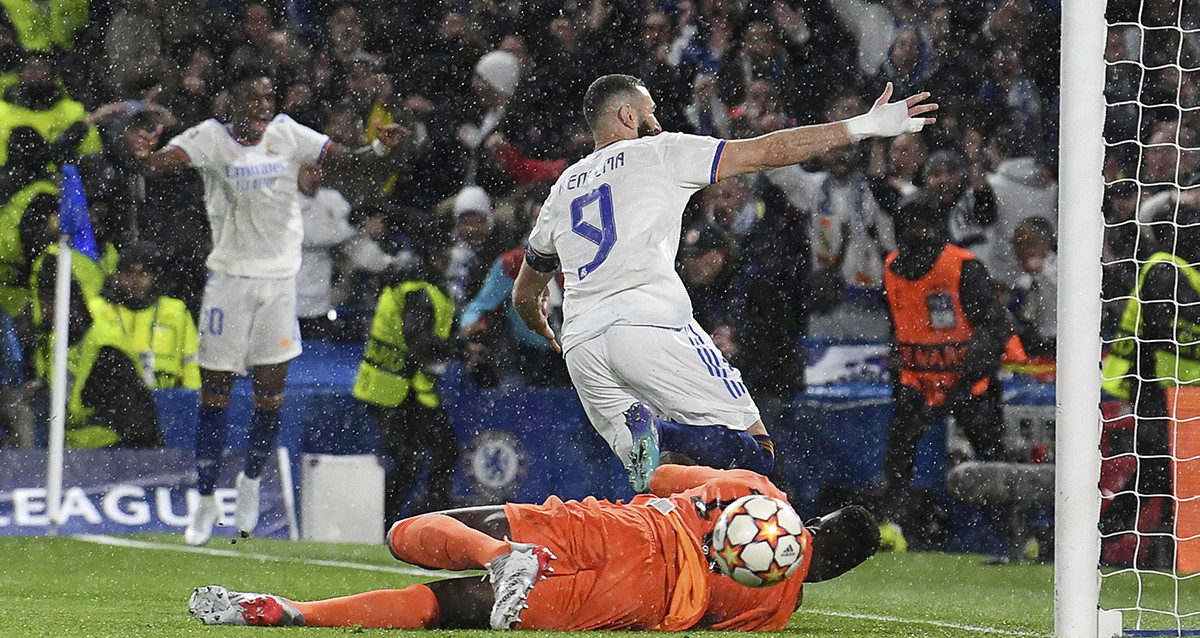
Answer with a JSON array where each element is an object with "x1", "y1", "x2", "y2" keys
[
  {"x1": 371, "y1": 138, "x2": 389, "y2": 157},
  {"x1": 844, "y1": 101, "x2": 923, "y2": 142}
]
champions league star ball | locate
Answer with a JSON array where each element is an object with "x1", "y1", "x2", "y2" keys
[{"x1": 711, "y1": 495, "x2": 807, "y2": 587}]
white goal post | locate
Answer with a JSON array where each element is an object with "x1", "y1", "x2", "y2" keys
[
  {"x1": 1059, "y1": 1, "x2": 1200, "y2": 636},
  {"x1": 1057, "y1": 0, "x2": 1109, "y2": 635}
]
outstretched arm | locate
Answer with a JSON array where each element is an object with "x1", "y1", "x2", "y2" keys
[
  {"x1": 320, "y1": 123, "x2": 410, "y2": 168},
  {"x1": 717, "y1": 83, "x2": 936, "y2": 180}
]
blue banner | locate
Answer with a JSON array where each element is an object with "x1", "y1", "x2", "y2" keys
[{"x1": 0, "y1": 449, "x2": 289, "y2": 539}]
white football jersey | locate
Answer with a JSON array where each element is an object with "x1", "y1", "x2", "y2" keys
[
  {"x1": 528, "y1": 132, "x2": 724, "y2": 353},
  {"x1": 169, "y1": 114, "x2": 331, "y2": 278}
]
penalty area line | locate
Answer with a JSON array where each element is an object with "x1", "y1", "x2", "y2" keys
[
  {"x1": 806, "y1": 609, "x2": 1045, "y2": 636},
  {"x1": 73, "y1": 534, "x2": 455, "y2": 578}
]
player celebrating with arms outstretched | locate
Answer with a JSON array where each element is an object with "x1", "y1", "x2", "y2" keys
[
  {"x1": 127, "y1": 65, "x2": 408, "y2": 546},
  {"x1": 512, "y1": 75, "x2": 936, "y2": 491}
]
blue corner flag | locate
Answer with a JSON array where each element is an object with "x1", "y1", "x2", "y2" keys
[{"x1": 58, "y1": 164, "x2": 100, "y2": 262}]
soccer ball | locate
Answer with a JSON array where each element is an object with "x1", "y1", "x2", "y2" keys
[{"x1": 711, "y1": 494, "x2": 807, "y2": 587}]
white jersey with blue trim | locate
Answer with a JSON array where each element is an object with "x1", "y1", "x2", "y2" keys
[
  {"x1": 528, "y1": 131, "x2": 725, "y2": 353},
  {"x1": 169, "y1": 114, "x2": 331, "y2": 279}
]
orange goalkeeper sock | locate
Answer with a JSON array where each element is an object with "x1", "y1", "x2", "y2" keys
[
  {"x1": 288, "y1": 584, "x2": 438, "y2": 628},
  {"x1": 388, "y1": 513, "x2": 509, "y2": 570}
]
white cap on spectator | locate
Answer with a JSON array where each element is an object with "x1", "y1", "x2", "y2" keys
[
  {"x1": 474, "y1": 50, "x2": 520, "y2": 98},
  {"x1": 454, "y1": 185, "x2": 493, "y2": 225}
]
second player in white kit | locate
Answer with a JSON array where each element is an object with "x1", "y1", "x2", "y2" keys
[{"x1": 129, "y1": 65, "x2": 408, "y2": 545}]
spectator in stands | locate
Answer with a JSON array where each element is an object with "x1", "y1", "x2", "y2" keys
[
  {"x1": 101, "y1": 0, "x2": 174, "y2": 100},
  {"x1": 0, "y1": 126, "x2": 58, "y2": 318},
  {"x1": 828, "y1": 0, "x2": 928, "y2": 81},
  {"x1": 879, "y1": 189, "x2": 1010, "y2": 550},
  {"x1": 677, "y1": 220, "x2": 736, "y2": 338},
  {"x1": 461, "y1": 48, "x2": 522, "y2": 192},
  {"x1": 0, "y1": 50, "x2": 101, "y2": 167},
  {"x1": 924, "y1": 149, "x2": 997, "y2": 253},
  {"x1": 866, "y1": 132, "x2": 927, "y2": 207},
  {"x1": 716, "y1": 19, "x2": 800, "y2": 124},
  {"x1": 0, "y1": 305, "x2": 33, "y2": 447},
  {"x1": 628, "y1": 11, "x2": 693, "y2": 135},
  {"x1": 1101, "y1": 181, "x2": 1151, "y2": 338},
  {"x1": 766, "y1": 91, "x2": 895, "y2": 340},
  {"x1": 980, "y1": 125, "x2": 1057, "y2": 296},
  {"x1": 96, "y1": 240, "x2": 200, "y2": 390},
  {"x1": 459, "y1": 191, "x2": 568, "y2": 387},
  {"x1": 675, "y1": 0, "x2": 738, "y2": 81},
  {"x1": 78, "y1": 107, "x2": 209, "y2": 316},
  {"x1": 35, "y1": 260, "x2": 163, "y2": 448},
  {"x1": 1099, "y1": 191, "x2": 1200, "y2": 567},
  {"x1": 318, "y1": 103, "x2": 414, "y2": 210},
  {"x1": 976, "y1": 42, "x2": 1044, "y2": 147},
  {"x1": 0, "y1": 0, "x2": 88, "y2": 57},
  {"x1": 871, "y1": 25, "x2": 931, "y2": 100},
  {"x1": 353, "y1": 237, "x2": 463, "y2": 522},
  {"x1": 444, "y1": 184, "x2": 505, "y2": 309},
  {"x1": 296, "y1": 163, "x2": 399, "y2": 340},
  {"x1": 726, "y1": 79, "x2": 791, "y2": 140},
  {"x1": 1008, "y1": 216, "x2": 1057, "y2": 358},
  {"x1": 165, "y1": 44, "x2": 219, "y2": 129},
  {"x1": 922, "y1": 3, "x2": 983, "y2": 105},
  {"x1": 227, "y1": 3, "x2": 285, "y2": 83}
]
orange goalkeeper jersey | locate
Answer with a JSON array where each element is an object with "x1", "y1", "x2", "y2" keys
[
  {"x1": 648, "y1": 465, "x2": 810, "y2": 631},
  {"x1": 504, "y1": 465, "x2": 808, "y2": 632}
]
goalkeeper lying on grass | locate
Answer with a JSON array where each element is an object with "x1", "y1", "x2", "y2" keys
[{"x1": 189, "y1": 465, "x2": 879, "y2": 631}]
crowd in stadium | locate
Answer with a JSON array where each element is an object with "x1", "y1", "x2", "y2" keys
[{"x1": 0, "y1": 0, "x2": 1195, "y2": 463}]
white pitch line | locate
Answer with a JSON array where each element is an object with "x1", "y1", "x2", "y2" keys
[
  {"x1": 74, "y1": 535, "x2": 1048, "y2": 635},
  {"x1": 73, "y1": 534, "x2": 456, "y2": 578},
  {"x1": 807, "y1": 609, "x2": 1047, "y2": 636}
]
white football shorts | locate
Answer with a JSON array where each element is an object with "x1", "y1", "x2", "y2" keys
[
  {"x1": 196, "y1": 272, "x2": 302, "y2": 374},
  {"x1": 564, "y1": 319, "x2": 760, "y2": 461}
]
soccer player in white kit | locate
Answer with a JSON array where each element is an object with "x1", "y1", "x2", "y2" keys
[
  {"x1": 127, "y1": 66, "x2": 408, "y2": 545},
  {"x1": 512, "y1": 74, "x2": 936, "y2": 492}
]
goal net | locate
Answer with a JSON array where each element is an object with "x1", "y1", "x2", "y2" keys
[{"x1": 1068, "y1": 0, "x2": 1200, "y2": 635}]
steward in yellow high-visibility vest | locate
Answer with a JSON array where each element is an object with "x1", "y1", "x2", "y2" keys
[
  {"x1": 1102, "y1": 251, "x2": 1200, "y2": 399},
  {"x1": 97, "y1": 242, "x2": 200, "y2": 390},
  {"x1": 353, "y1": 257, "x2": 462, "y2": 522},
  {"x1": 0, "y1": 51, "x2": 102, "y2": 167},
  {"x1": 0, "y1": 0, "x2": 89, "y2": 52},
  {"x1": 0, "y1": 177, "x2": 56, "y2": 315},
  {"x1": 35, "y1": 260, "x2": 162, "y2": 448},
  {"x1": 1096, "y1": 203, "x2": 1200, "y2": 564},
  {"x1": 354, "y1": 278, "x2": 455, "y2": 408}
]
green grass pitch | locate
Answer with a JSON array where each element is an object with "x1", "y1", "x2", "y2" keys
[{"x1": 0, "y1": 534, "x2": 1196, "y2": 637}]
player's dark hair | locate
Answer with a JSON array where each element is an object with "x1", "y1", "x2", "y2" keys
[
  {"x1": 228, "y1": 63, "x2": 273, "y2": 97},
  {"x1": 582, "y1": 74, "x2": 645, "y2": 132}
]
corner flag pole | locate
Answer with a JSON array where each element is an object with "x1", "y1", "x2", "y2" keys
[
  {"x1": 45, "y1": 232, "x2": 72, "y2": 535},
  {"x1": 45, "y1": 164, "x2": 94, "y2": 535}
]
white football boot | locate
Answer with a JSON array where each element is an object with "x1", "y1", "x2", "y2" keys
[
  {"x1": 184, "y1": 494, "x2": 220, "y2": 546},
  {"x1": 234, "y1": 472, "x2": 261, "y2": 536}
]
